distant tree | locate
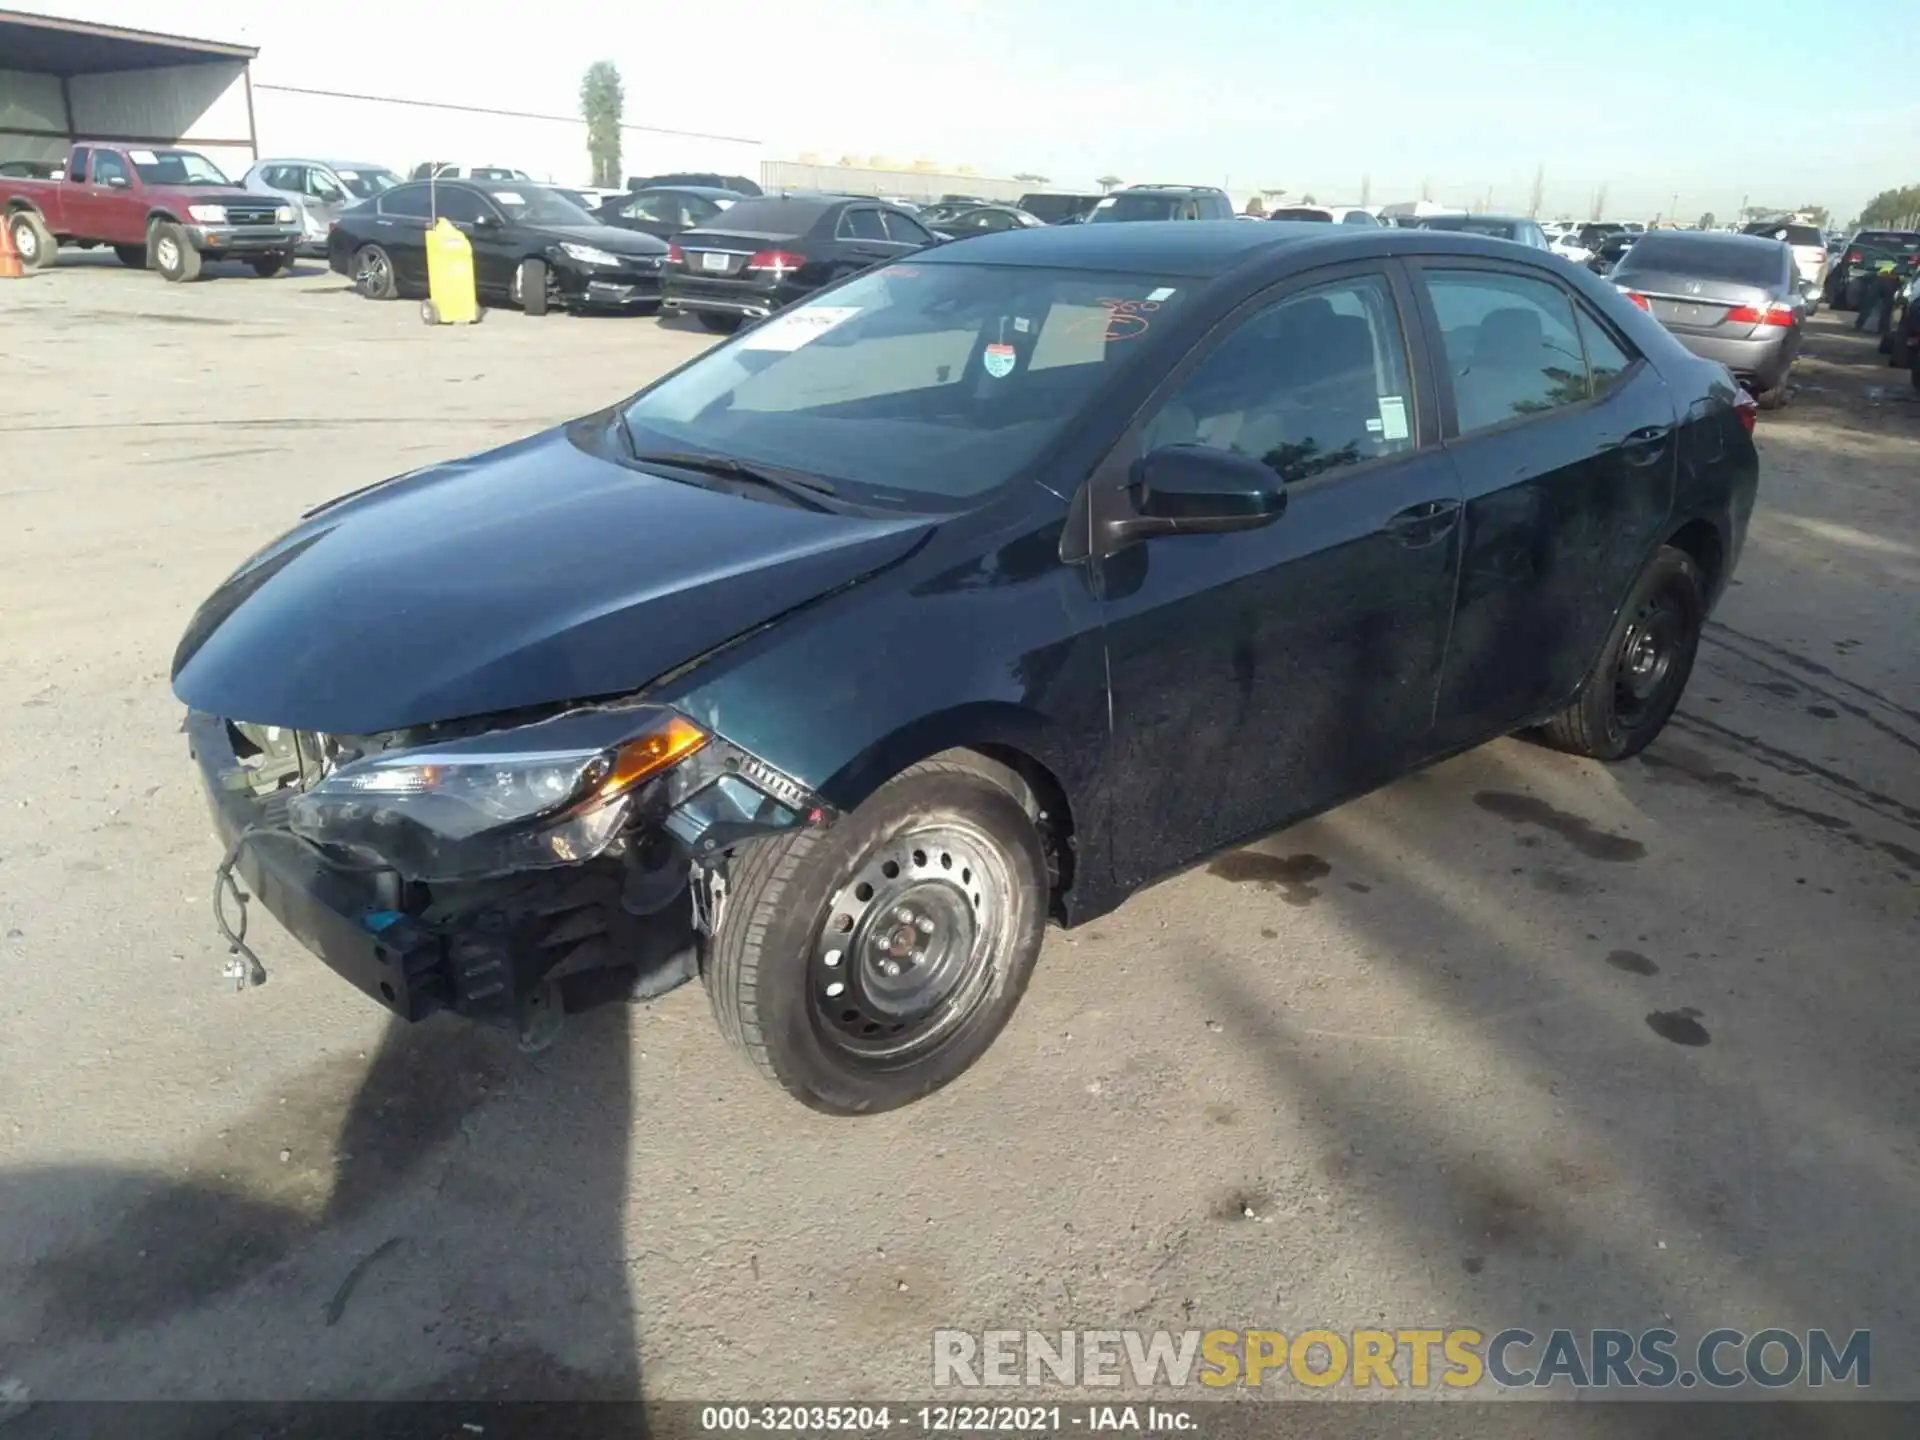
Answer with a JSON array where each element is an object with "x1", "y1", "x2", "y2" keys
[
  {"x1": 1419, "y1": 176, "x2": 1434, "y2": 202},
  {"x1": 1300, "y1": 192, "x2": 1316, "y2": 205},
  {"x1": 1244, "y1": 195, "x2": 1266, "y2": 217},
  {"x1": 1095, "y1": 174, "x2": 1124, "y2": 192},
  {"x1": 1261, "y1": 187, "x2": 1288, "y2": 202},
  {"x1": 1589, "y1": 182, "x2": 1608, "y2": 221},
  {"x1": 1796, "y1": 203, "x2": 1830, "y2": 226},
  {"x1": 836, "y1": 155, "x2": 862, "y2": 168},
  {"x1": 580, "y1": 61, "x2": 624, "y2": 188},
  {"x1": 1528, "y1": 163, "x2": 1545, "y2": 218},
  {"x1": 1860, "y1": 184, "x2": 1920, "y2": 227},
  {"x1": 1013, "y1": 173, "x2": 1050, "y2": 184},
  {"x1": 1696, "y1": 211, "x2": 1716, "y2": 230},
  {"x1": 1359, "y1": 173, "x2": 1372, "y2": 206}
]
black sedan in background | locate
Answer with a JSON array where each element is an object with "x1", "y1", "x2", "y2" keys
[
  {"x1": 595, "y1": 185, "x2": 744, "y2": 241},
  {"x1": 662, "y1": 193, "x2": 939, "y2": 332},
  {"x1": 1610, "y1": 231, "x2": 1804, "y2": 406},
  {"x1": 926, "y1": 204, "x2": 1045, "y2": 239},
  {"x1": 329, "y1": 180, "x2": 670, "y2": 315},
  {"x1": 177, "y1": 222, "x2": 1756, "y2": 1114}
]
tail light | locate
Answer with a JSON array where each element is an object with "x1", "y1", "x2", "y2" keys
[
  {"x1": 1845, "y1": 250, "x2": 1861, "y2": 263},
  {"x1": 1733, "y1": 389, "x2": 1758, "y2": 433},
  {"x1": 666, "y1": 242, "x2": 683, "y2": 264},
  {"x1": 746, "y1": 249, "x2": 807, "y2": 273},
  {"x1": 1722, "y1": 302, "x2": 1797, "y2": 327},
  {"x1": 1623, "y1": 291, "x2": 1651, "y2": 310}
]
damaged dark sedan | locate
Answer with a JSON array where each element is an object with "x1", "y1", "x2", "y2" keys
[{"x1": 175, "y1": 222, "x2": 1758, "y2": 1114}]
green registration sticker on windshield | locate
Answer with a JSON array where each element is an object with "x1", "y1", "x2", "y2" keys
[{"x1": 739, "y1": 305, "x2": 862, "y2": 352}]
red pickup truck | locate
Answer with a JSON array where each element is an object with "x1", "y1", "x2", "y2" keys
[{"x1": 1, "y1": 141, "x2": 303, "y2": 282}]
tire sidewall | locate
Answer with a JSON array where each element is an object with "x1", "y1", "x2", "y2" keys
[
  {"x1": 740, "y1": 771, "x2": 1048, "y2": 1115},
  {"x1": 9, "y1": 212, "x2": 42, "y2": 267},
  {"x1": 1586, "y1": 548, "x2": 1704, "y2": 759}
]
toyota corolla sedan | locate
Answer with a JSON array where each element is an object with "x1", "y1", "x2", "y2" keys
[{"x1": 175, "y1": 223, "x2": 1758, "y2": 1114}]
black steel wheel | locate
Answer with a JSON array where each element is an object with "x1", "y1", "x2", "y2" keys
[
  {"x1": 1536, "y1": 545, "x2": 1704, "y2": 761},
  {"x1": 704, "y1": 754, "x2": 1048, "y2": 1114},
  {"x1": 352, "y1": 244, "x2": 396, "y2": 299}
]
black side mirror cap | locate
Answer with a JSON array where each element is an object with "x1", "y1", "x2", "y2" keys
[{"x1": 1095, "y1": 444, "x2": 1286, "y2": 550}]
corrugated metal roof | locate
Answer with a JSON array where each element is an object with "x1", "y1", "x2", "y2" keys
[{"x1": 0, "y1": 8, "x2": 256, "y2": 75}]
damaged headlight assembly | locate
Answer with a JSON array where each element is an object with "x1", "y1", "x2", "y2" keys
[{"x1": 282, "y1": 704, "x2": 830, "y2": 884}]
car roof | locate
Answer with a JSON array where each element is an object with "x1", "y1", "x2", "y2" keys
[
  {"x1": 633, "y1": 184, "x2": 743, "y2": 199},
  {"x1": 1123, "y1": 184, "x2": 1225, "y2": 195},
  {"x1": 914, "y1": 219, "x2": 1548, "y2": 278},
  {"x1": 258, "y1": 158, "x2": 393, "y2": 170}
]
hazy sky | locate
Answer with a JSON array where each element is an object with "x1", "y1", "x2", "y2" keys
[{"x1": 46, "y1": 0, "x2": 1920, "y2": 222}]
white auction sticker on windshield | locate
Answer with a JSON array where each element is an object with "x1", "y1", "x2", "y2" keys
[
  {"x1": 490, "y1": 191, "x2": 525, "y2": 206},
  {"x1": 1146, "y1": 286, "x2": 1177, "y2": 302},
  {"x1": 739, "y1": 305, "x2": 862, "y2": 352},
  {"x1": 129, "y1": 149, "x2": 157, "y2": 164},
  {"x1": 1379, "y1": 396, "x2": 1410, "y2": 440}
]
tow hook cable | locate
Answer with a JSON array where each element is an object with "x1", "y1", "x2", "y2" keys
[{"x1": 213, "y1": 826, "x2": 268, "y2": 990}]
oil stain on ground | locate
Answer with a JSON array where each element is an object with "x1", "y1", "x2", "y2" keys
[
  {"x1": 1473, "y1": 792, "x2": 1647, "y2": 862},
  {"x1": 1606, "y1": 949, "x2": 1659, "y2": 976},
  {"x1": 1647, "y1": 1008, "x2": 1711, "y2": 1046},
  {"x1": 1208, "y1": 852, "x2": 1331, "y2": 906}
]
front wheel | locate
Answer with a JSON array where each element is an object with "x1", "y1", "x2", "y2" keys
[
  {"x1": 248, "y1": 251, "x2": 292, "y2": 277},
  {"x1": 704, "y1": 756, "x2": 1049, "y2": 1114},
  {"x1": 151, "y1": 222, "x2": 201, "y2": 282},
  {"x1": 351, "y1": 243, "x2": 396, "y2": 299},
  {"x1": 516, "y1": 257, "x2": 548, "y2": 316},
  {"x1": 1535, "y1": 546, "x2": 1705, "y2": 762}
]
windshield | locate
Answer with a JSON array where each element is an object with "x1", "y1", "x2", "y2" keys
[
  {"x1": 486, "y1": 186, "x2": 596, "y2": 227},
  {"x1": 1089, "y1": 194, "x2": 1182, "y2": 223},
  {"x1": 623, "y1": 263, "x2": 1190, "y2": 510},
  {"x1": 1269, "y1": 208, "x2": 1333, "y2": 222},
  {"x1": 129, "y1": 149, "x2": 231, "y2": 185},
  {"x1": 336, "y1": 167, "x2": 398, "y2": 199}
]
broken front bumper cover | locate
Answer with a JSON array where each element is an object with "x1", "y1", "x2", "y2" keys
[{"x1": 186, "y1": 707, "x2": 832, "y2": 1031}]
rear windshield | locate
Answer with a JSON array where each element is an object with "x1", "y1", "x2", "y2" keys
[
  {"x1": 1020, "y1": 194, "x2": 1100, "y2": 223},
  {"x1": 1616, "y1": 235, "x2": 1787, "y2": 287},
  {"x1": 1743, "y1": 223, "x2": 1823, "y2": 246},
  {"x1": 1089, "y1": 194, "x2": 1183, "y2": 222},
  {"x1": 697, "y1": 197, "x2": 831, "y2": 234},
  {"x1": 1417, "y1": 215, "x2": 1520, "y2": 239},
  {"x1": 624, "y1": 263, "x2": 1191, "y2": 511},
  {"x1": 1853, "y1": 230, "x2": 1920, "y2": 254},
  {"x1": 1269, "y1": 207, "x2": 1334, "y2": 222}
]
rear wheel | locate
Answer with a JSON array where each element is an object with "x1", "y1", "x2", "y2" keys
[
  {"x1": 113, "y1": 243, "x2": 147, "y2": 268},
  {"x1": 1755, "y1": 375, "x2": 1791, "y2": 410},
  {"x1": 351, "y1": 244, "x2": 396, "y2": 299},
  {"x1": 704, "y1": 755, "x2": 1048, "y2": 1114},
  {"x1": 248, "y1": 251, "x2": 292, "y2": 277},
  {"x1": 697, "y1": 311, "x2": 743, "y2": 334},
  {"x1": 1535, "y1": 546, "x2": 1704, "y2": 762},
  {"x1": 151, "y1": 222, "x2": 201, "y2": 282},
  {"x1": 7, "y1": 210, "x2": 56, "y2": 271}
]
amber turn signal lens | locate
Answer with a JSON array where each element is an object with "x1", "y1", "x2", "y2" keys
[{"x1": 596, "y1": 717, "x2": 708, "y2": 799}]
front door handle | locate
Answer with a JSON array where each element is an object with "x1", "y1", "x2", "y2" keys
[{"x1": 1382, "y1": 497, "x2": 1462, "y2": 547}]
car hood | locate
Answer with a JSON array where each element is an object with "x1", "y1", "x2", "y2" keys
[
  {"x1": 171, "y1": 423, "x2": 934, "y2": 735},
  {"x1": 536, "y1": 224, "x2": 668, "y2": 254}
]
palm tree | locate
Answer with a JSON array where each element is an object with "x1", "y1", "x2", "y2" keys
[{"x1": 1095, "y1": 174, "x2": 1124, "y2": 193}]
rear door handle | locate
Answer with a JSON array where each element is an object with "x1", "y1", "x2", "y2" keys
[
  {"x1": 1619, "y1": 424, "x2": 1672, "y2": 466},
  {"x1": 1382, "y1": 497, "x2": 1462, "y2": 547}
]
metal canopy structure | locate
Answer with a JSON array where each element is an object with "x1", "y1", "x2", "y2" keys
[{"x1": 0, "y1": 9, "x2": 256, "y2": 74}]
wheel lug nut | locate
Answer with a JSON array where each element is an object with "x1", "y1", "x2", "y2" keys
[
  {"x1": 915, "y1": 917, "x2": 935, "y2": 934},
  {"x1": 893, "y1": 907, "x2": 913, "y2": 924}
]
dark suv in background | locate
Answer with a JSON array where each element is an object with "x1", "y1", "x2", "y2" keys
[
  {"x1": 1087, "y1": 184, "x2": 1235, "y2": 223},
  {"x1": 1825, "y1": 228, "x2": 1920, "y2": 309}
]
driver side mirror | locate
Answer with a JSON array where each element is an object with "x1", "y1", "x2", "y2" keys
[
  {"x1": 1099, "y1": 445, "x2": 1287, "y2": 549},
  {"x1": 472, "y1": 212, "x2": 502, "y2": 231},
  {"x1": 105, "y1": 175, "x2": 129, "y2": 189}
]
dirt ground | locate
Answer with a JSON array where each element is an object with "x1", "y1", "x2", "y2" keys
[{"x1": 1, "y1": 257, "x2": 1916, "y2": 1421}]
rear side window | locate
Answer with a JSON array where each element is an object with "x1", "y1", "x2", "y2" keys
[
  {"x1": 839, "y1": 208, "x2": 887, "y2": 241},
  {"x1": 1576, "y1": 309, "x2": 1634, "y2": 399},
  {"x1": 882, "y1": 210, "x2": 933, "y2": 244},
  {"x1": 380, "y1": 185, "x2": 433, "y2": 218},
  {"x1": 1424, "y1": 269, "x2": 1588, "y2": 435},
  {"x1": 1618, "y1": 236, "x2": 1788, "y2": 288},
  {"x1": 68, "y1": 146, "x2": 90, "y2": 183}
]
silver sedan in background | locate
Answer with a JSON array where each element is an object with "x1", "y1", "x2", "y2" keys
[
  {"x1": 1610, "y1": 230, "x2": 1805, "y2": 407},
  {"x1": 243, "y1": 158, "x2": 402, "y2": 255}
]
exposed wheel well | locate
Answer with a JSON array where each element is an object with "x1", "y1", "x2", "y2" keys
[
  {"x1": 1665, "y1": 518, "x2": 1726, "y2": 602},
  {"x1": 940, "y1": 744, "x2": 1077, "y2": 920}
]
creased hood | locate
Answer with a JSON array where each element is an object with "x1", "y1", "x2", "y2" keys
[{"x1": 172, "y1": 424, "x2": 933, "y2": 734}]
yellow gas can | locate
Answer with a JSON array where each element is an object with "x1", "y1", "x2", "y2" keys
[{"x1": 422, "y1": 217, "x2": 480, "y2": 325}]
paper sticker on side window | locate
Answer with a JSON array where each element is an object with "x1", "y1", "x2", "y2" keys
[
  {"x1": 738, "y1": 305, "x2": 862, "y2": 352},
  {"x1": 490, "y1": 191, "x2": 525, "y2": 206},
  {"x1": 1379, "y1": 396, "x2": 1410, "y2": 440}
]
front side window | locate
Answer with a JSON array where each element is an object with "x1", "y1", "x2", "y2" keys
[
  {"x1": 306, "y1": 169, "x2": 349, "y2": 203},
  {"x1": 1425, "y1": 269, "x2": 1589, "y2": 434},
  {"x1": 485, "y1": 186, "x2": 594, "y2": 227},
  {"x1": 624, "y1": 264, "x2": 1191, "y2": 510},
  {"x1": 1139, "y1": 273, "x2": 1416, "y2": 484},
  {"x1": 622, "y1": 193, "x2": 675, "y2": 223},
  {"x1": 435, "y1": 188, "x2": 495, "y2": 225},
  {"x1": 90, "y1": 151, "x2": 130, "y2": 187}
]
